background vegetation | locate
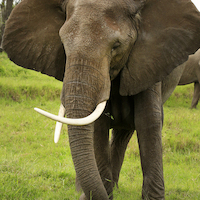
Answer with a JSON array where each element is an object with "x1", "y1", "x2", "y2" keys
[
  {"x1": 0, "y1": 52, "x2": 200, "y2": 199},
  {"x1": 0, "y1": 0, "x2": 21, "y2": 51}
]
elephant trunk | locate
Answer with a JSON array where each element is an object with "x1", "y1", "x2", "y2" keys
[
  {"x1": 68, "y1": 124, "x2": 109, "y2": 199},
  {"x1": 62, "y1": 60, "x2": 110, "y2": 199}
]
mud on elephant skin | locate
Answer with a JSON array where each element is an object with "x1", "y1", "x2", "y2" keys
[
  {"x1": 2, "y1": 0, "x2": 200, "y2": 199},
  {"x1": 178, "y1": 48, "x2": 200, "y2": 109}
]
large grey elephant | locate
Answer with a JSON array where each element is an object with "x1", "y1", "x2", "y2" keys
[
  {"x1": 2, "y1": 0, "x2": 200, "y2": 199},
  {"x1": 178, "y1": 48, "x2": 200, "y2": 109}
]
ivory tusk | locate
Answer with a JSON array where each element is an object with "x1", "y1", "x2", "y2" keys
[
  {"x1": 54, "y1": 104, "x2": 65, "y2": 143},
  {"x1": 34, "y1": 101, "x2": 106, "y2": 125}
]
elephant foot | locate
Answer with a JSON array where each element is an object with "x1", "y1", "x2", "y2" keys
[
  {"x1": 79, "y1": 191, "x2": 113, "y2": 200},
  {"x1": 142, "y1": 197, "x2": 165, "y2": 200},
  {"x1": 76, "y1": 175, "x2": 82, "y2": 192},
  {"x1": 190, "y1": 105, "x2": 197, "y2": 109},
  {"x1": 142, "y1": 189, "x2": 165, "y2": 200},
  {"x1": 79, "y1": 193, "x2": 87, "y2": 200}
]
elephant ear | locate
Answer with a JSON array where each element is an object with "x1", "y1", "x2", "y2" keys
[
  {"x1": 120, "y1": 0, "x2": 200, "y2": 96},
  {"x1": 2, "y1": 0, "x2": 66, "y2": 81}
]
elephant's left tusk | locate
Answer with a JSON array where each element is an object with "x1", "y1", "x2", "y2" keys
[
  {"x1": 54, "y1": 104, "x2": 65, "y2": 143},
  {"x1": 34, "y1": 101, "x2": 107, "y2": 141}
]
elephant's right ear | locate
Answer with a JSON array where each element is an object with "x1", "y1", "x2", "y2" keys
[{"x1": 2, "y1": 0, "x2": 66, "y2": 81}]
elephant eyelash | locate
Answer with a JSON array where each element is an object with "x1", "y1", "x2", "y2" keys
[
  {"x1": 111, "y1": 41, "x2": 121, "y2": 52},
  {"x1": 127, "y1": 34, "x2": 133, "y2": 39},
  {"x1": 113, "y1": 42, "x2": 121, "y2": 49}
]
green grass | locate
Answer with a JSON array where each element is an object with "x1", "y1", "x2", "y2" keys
[
  {"x1": 0, "y1": 52, "x2": 200, "y2": 199},
  {"x1": 0, "y1": 52, "x2": 62, "y2": 103}
]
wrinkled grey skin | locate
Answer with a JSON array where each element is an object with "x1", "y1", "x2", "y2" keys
[
  {"x1": 2, "y1": 0, "x2": 200, "y2": 199},
  {"x1": 178, "y1": 49, "x2": 200, "y2": 109}
]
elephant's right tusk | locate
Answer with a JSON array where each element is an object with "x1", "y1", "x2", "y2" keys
[
  {"x1": 54, "y1": 104, "x2": 65, "y2": 143},
  {"x1": 34, "y1": 101, "x2": 107, "y2": 142}
]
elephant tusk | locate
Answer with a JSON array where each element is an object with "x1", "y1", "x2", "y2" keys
[
  {"x1": 34, "y1": 101, "x2": 107, "y2": 140},
  {"x1": 34, "y1": 101, "x2": 106, "y2": 125},
  {"x1": 54, "y1": 104, "x2": 65, "y2": 143}
]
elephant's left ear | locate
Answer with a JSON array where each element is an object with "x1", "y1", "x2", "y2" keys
[
  {"x1": 2, "y1": 0, "x2": 66, "y2": 81},
  {"x1": 120, "y1": 0, "x2": 200, "y2": 96}
]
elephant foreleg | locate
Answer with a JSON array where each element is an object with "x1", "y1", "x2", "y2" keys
[
  {"x1": 134, "y1": 82, "x2": 165, "y2": 200},
  {"x1": 94, "y1": 114, "x2": 113, "y2": 199},
  {"x1": 110, "y1": 129, "x2": 134, "y2": 187},
  {"x1": 191, "y1": 82, "x2": 200, "y2": 109}
]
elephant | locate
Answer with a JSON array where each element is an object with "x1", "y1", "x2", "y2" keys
[
  {"x1": 2, "y1": 0, "x2": 200, "y2": 199},
  {"x1": 178, "y1": 48, "x2": 200, "y2": 109}
]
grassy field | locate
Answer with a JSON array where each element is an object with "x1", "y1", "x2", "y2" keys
[{"x1": 0, "y1": 52, "x2": 200, "y2": 199}]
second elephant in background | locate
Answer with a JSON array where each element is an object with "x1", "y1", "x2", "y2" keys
[{"x1": 178, "y1": 49, "x2": 200, "y2": 108}]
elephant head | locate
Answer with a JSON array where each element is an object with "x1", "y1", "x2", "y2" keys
[{"x1": 3, "y1": 0, "x2": 200, "y2": 199}]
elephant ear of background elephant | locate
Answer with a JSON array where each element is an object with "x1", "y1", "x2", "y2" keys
[
  {"x1": 120, "y1": 0, "x2": 200, "y2": 96},
  {"x1": 2, "y1": 0, "x2": 66, "y2": 81},
  {"x1": 2, "y1": 0, "x2": 200, "y2": 96}
]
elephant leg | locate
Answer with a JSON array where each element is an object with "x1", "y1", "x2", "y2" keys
[
  {"x1": 191, "y1": 82, "x2": 200, "y2": 109},
  {"x1": 134, "y1": 82, "x2": 165, "y2": 200},
  {"x1": 110, "y1": 128, "x2": 134, "y2": 187},
  {"x1": 94, "y1": 114, "x2": 113, "y2": 199}
]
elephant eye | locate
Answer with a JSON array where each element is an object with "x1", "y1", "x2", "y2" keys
[{"x1": 112, "y1": 41, "x2": 121, "y2": 52}]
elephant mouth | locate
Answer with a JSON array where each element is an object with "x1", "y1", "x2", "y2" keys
[{"x1": 34, "y1": 101, "x2": 107, "y2": 143}]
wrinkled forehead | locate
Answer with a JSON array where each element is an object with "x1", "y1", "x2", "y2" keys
[
  {"x1": 68, "y1": 0, "x2": 114, "y2": 7},
  {"x1": 64, "y1": 0, "x2": 142, "y2": 18},
  {"x1": 65, "y1": 0, "x2": 132, "y2": 13}
]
